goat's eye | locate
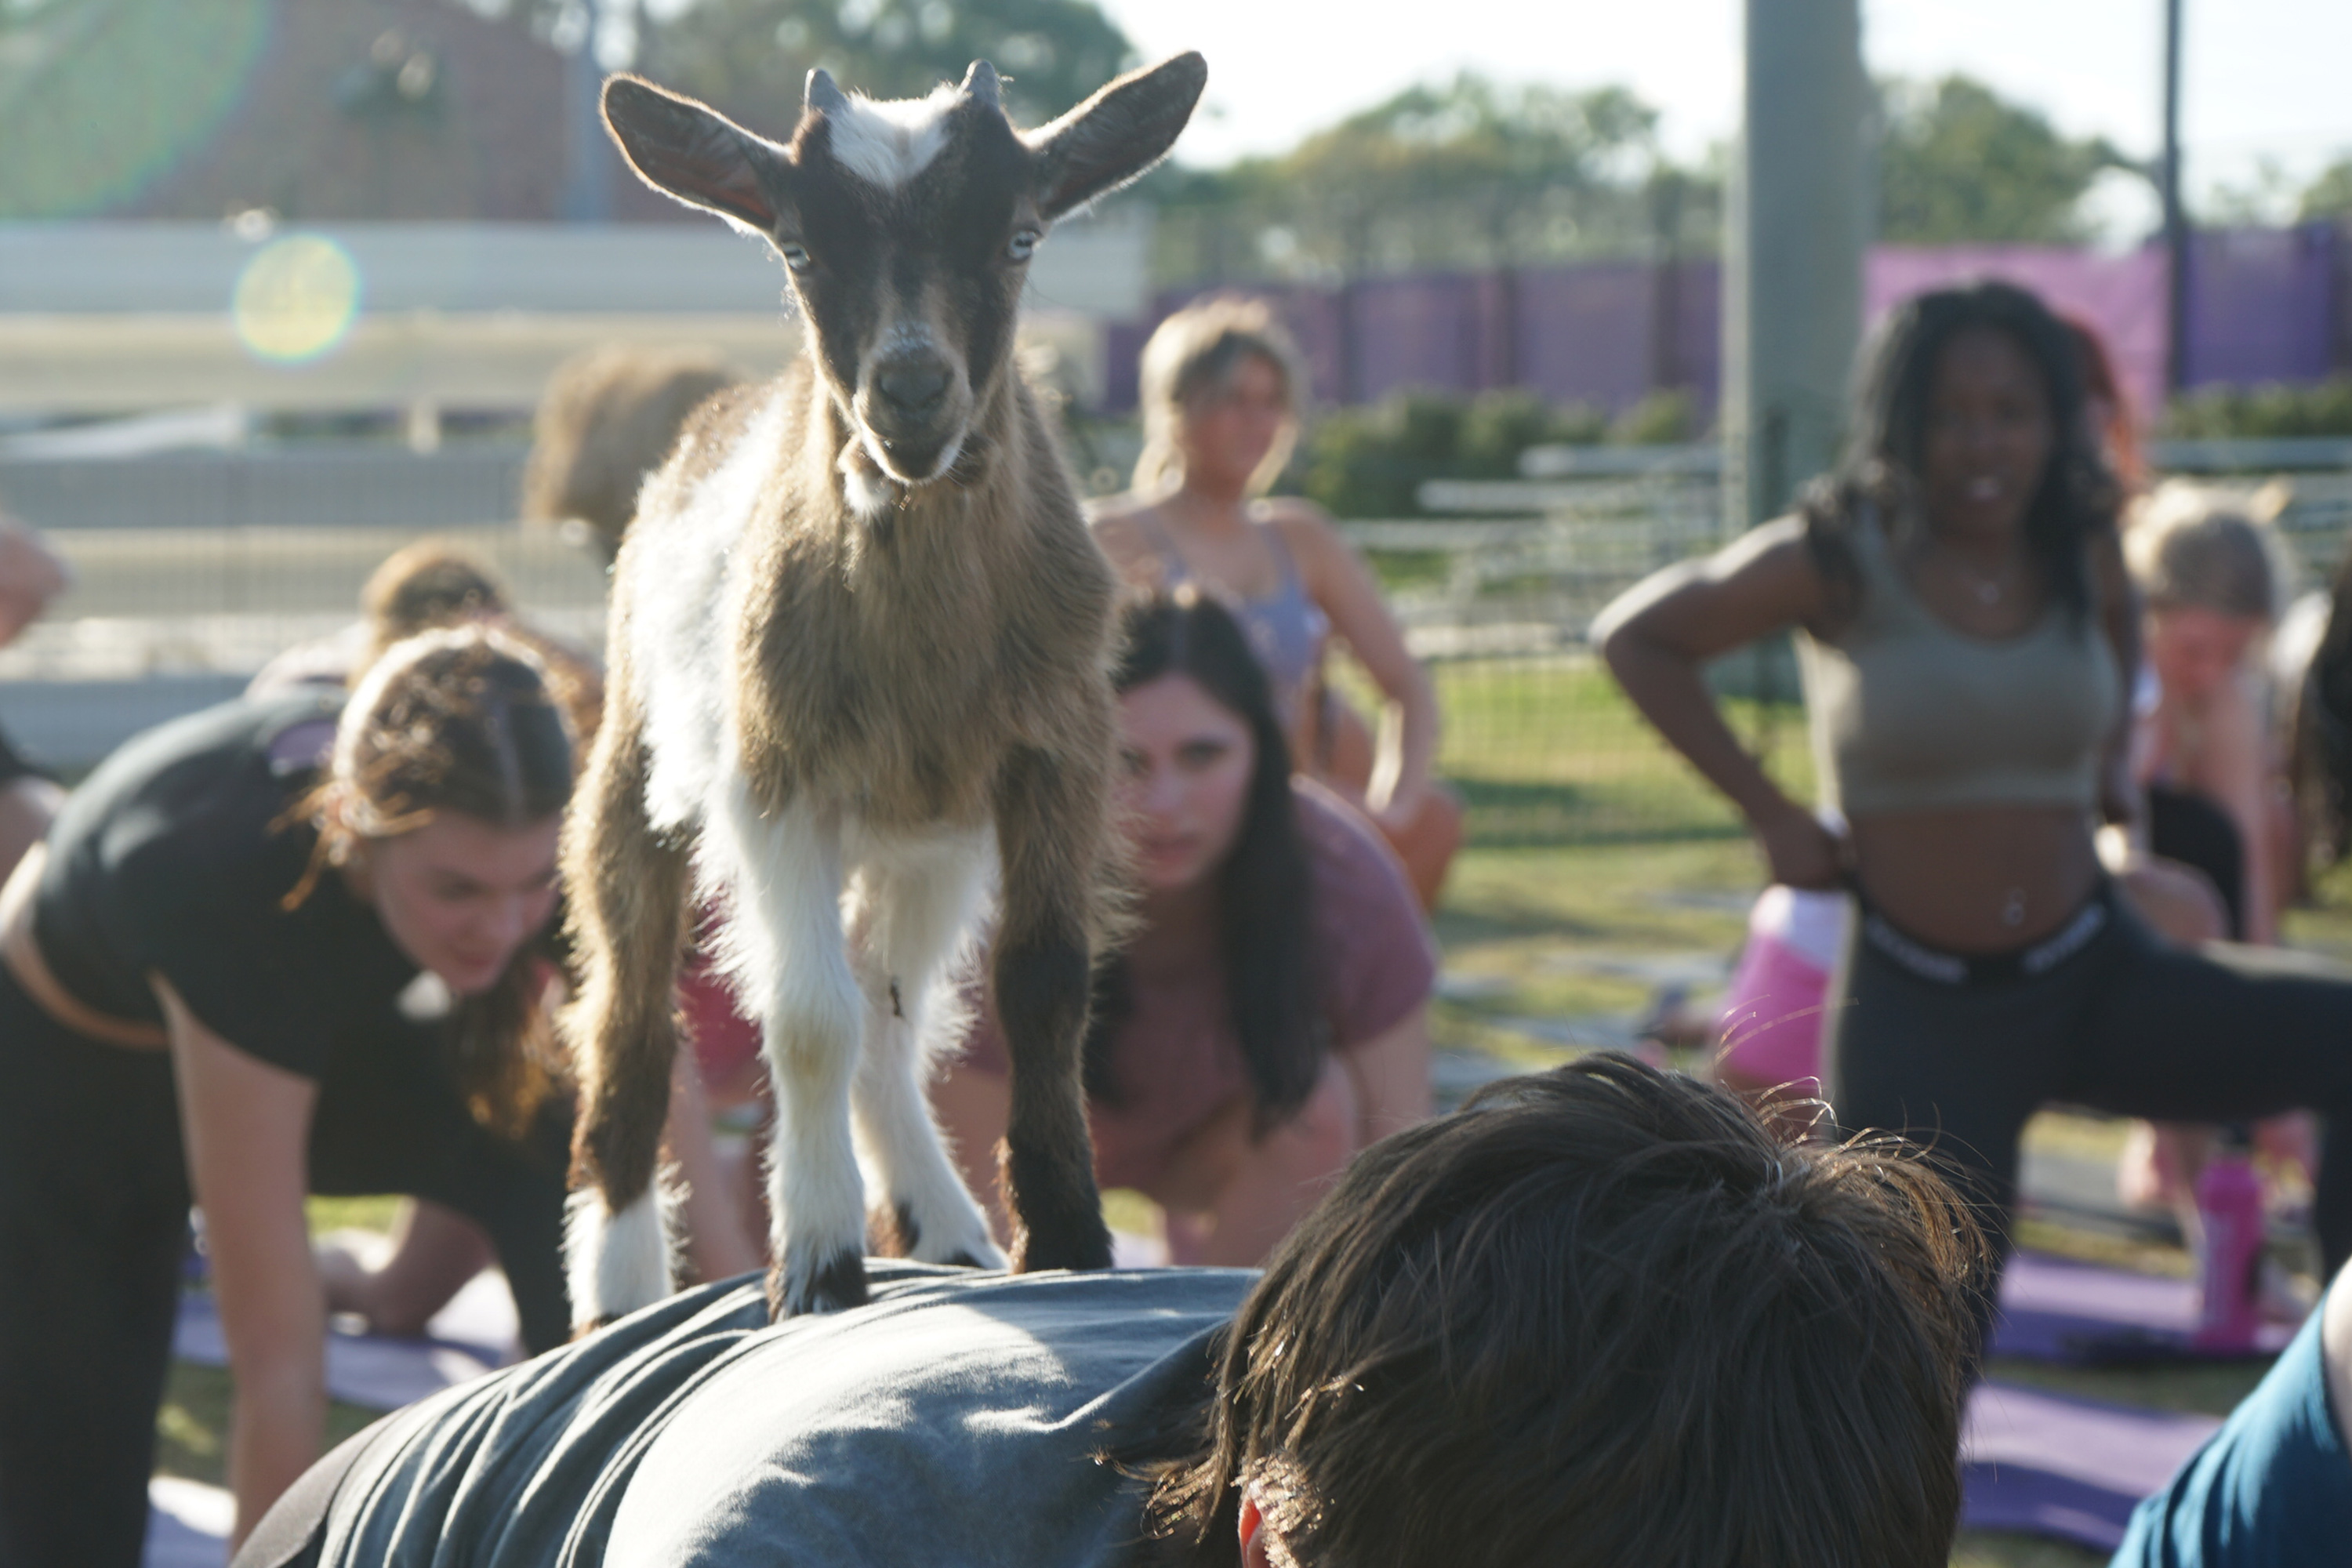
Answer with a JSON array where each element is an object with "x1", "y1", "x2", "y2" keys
[
  {"x1": 779, "y1": 242, "x2": 812, "y2": 273},
  {"x1": 1006, "y1": 228, "x2": 1040, "y2": 263}
]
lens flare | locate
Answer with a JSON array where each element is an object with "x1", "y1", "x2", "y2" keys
[{"x1": 233, "y1": 236, "x2": 363, "y2": 363}]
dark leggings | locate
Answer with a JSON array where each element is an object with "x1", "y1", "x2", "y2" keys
[
  {"x1": 0, "y1": 971, "x2": 572, "y2": 1568},
  {"x1": 1826, "y1": 887, "x2": 2352, "y2": 1312}
]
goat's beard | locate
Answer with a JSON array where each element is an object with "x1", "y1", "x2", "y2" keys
[{"x1": 858, "y1": 423, "x2": 965, "y2": 487}]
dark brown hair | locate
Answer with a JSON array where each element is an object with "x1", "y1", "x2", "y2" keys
[
  {"x1": 1131, "y1": 1054, "x2": 1986, "y2": 1568},
  {"x1": 1092, "y1": 590, "x2": 1324, "y2": 1124},
  {"x1": 291, "y1": 626, "x2": 575, "y2": 1137},
  {"x1": 2063, "y1": 314, "x2": 2146, "y2": 494},
  {"x1": 1806, "y1": 281, "x2": 2122, "y2": 626},
  {"x1": 358, "y1": 539, "x2": 511, "y2": 666}
]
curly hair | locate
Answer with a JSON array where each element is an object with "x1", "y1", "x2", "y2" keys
[
  {"x1": 286, "y1": 625, "x2": 575, "y2": 1137},
  {"x1": 1805, "y1": 281, "x2": 2122, "y2": 626}
]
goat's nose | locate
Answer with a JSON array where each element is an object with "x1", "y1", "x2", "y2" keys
[{"x1": 875, "y1": 359, "x2": 951, "y2": 421}]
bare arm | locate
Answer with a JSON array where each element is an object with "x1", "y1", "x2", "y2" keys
[
  {"x1": 0, "y1": 517, "x2": 67, "y2": 648},
  {"x1": 929, "y1": 1052, "x2": 1013, "y2": 1247},
  {"x1": 1590, "y1": 519, "x2": 1840, "y2": 887},
  {"x1": 1282, "y1": 507, "x2": 1441, "y2": 826},
  {"x1": 666, "y1": 1047, "x2": 764, "y2": 1282},
  {"x1": 2092, "y1": 527, "x2": 2143, "y2": 828},
  {"x1": 158, "y1": 976, "x2": 327, "y2": 1549},
  {"x1": 2185, "y1": 677, "x2": 2280, "y2": 943},
  {"x1": 1086, "y1": 509, "x2": 1171, "y2": 595},
  {"x1": 1338, "y1": 1005, "x2": 1431, "y2": 1149}
]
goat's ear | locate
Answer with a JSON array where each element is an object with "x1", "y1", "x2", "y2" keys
[
  {"x1": 1022, "y1": 52, "x2": 1206, "y2": 222},
  {"x1": 602, "y1": 74, "x2": 789, "y2": 234}
]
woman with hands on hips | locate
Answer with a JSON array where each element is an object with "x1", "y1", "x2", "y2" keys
[{"x1": 1594, "y1": 281, "x2": 2352, "y2": 1328}]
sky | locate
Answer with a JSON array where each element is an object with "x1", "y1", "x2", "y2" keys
[{"x1": 1091, "y1": 0, "x2": 2352, "y2": 238}]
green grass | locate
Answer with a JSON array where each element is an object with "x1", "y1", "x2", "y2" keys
[
  {"x1": 1433, "y1": 656, "x2": 1812, "y2": 847},
  {"x1": 155, "y1": 1363, "x2": 384, "y2": 1490},
  {"x1": 153, "y1": 659, "x2": 2314, "y2": 1565}
]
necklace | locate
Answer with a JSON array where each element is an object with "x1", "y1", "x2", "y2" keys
[
  {"x1": 1916, "y1": 534, "x2": 2020, "y2": 609},
  {"x1": 1952, "y1": 554, "x2": 2015, "y2": 607}
]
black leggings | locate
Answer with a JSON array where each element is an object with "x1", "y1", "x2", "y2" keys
[
  {"x1": 1826, "y1": 884, "x2": 2352, "y2": 1305},
  {"x1": 0, "y1": 971, "x2": 572, "y2": 1568}
]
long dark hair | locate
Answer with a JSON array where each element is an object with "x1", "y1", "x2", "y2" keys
[
  {"x1": 1805, "y1": 281, "x2": 2122, "y2": 625},
  {"x1": 287, "y1": 626, "x2": 575, "y2": 1138},
  {"x1": 1087, "y1": 590, "x2": 1325, "y2": 1125},
  {"x1": 1127, "y1": 1057, "x2": 1987, "y2": 1568}
]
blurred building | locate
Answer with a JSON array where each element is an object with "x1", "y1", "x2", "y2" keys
[{"x1": 0, "y1": 0, "x2": 673, "y2": 225}]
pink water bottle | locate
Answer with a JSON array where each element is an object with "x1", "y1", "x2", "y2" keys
[{"x1": 2190, "y1": 1127, "x2": 2263, "y2": 1353}]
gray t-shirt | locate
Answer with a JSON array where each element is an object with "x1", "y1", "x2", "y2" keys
[{"x1": 307, "y1": 1263, "x2": 1252, "y2": 1566}]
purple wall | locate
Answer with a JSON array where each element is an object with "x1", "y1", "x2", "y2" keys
[
  {"x1": 2187, "y1": 223, "x2": 2341, "y2": 389},
  {"x1": 1864, "y1": 245, "x2": 2169, "y2": 424},
  {"x1": 1111, "y1": 223, "x2": 2347, "y2": 417}
]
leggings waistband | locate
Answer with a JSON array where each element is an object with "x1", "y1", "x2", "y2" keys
[{"x1": 1858, "y1": 880, "x2": 2114, "y2": 988}]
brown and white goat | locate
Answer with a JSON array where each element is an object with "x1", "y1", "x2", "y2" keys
[{"x1": 562, "y1": 53, "x2": 1207, "y2": 1323}]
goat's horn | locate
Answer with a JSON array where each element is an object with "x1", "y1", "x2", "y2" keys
[
  {"x1": 960, "y1": 60, "x2": 1001, "y2": 108},
  {"x1": 805, "y1": 67, "x2": 848, "y2": 115}
]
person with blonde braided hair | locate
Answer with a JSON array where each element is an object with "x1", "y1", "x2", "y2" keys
[{"x1": 0, "y1": 626, "x2": 579, "y2": 1566}]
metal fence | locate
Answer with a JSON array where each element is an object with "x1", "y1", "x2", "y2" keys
[
  {"x1": 5, "y1": 443, "x2": 2350, "y2": 849},
  {"x1": 0, "y1": 445, "x2": 601, "y2": 771}
]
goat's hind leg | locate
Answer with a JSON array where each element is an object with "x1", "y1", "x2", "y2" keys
[
  {"x1": 561, "y1": 702, "x2": 692, "y2": 1331},
  {"x1": 847, "y1": 833, "x2": 1005, "y2": 1272},
  {"x1": 719, "y1": 788, "x2": 870, "y2": 1317}
]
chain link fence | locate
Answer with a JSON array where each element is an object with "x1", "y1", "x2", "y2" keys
[{"x1": 3, "y1": 445, "x2": 2349, "y2": 848}]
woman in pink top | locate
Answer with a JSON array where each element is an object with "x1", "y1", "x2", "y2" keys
[{"x1": 935, "y1": 590, "x2": 1435, "y2": 1266}]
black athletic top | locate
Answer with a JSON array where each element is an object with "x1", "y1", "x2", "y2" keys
[{"x1": 31, "y1": 690, "x2": 423, "y2": 1075}]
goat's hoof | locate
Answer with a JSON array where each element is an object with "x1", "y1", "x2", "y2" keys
[
  {"x1": 568, "y1": 1315, "x2": 619, "y2": 1341},
  {"x1": 767, "y1": 1248, "x2": 869, "y2": 1319},
  {"x1": 1011, "y1": 1212, "x2": 1114, "y2": 1275}
]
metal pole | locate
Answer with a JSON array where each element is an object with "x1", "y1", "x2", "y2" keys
[
  {"x1": 2161, "y1": 0, "x2": 2190, "y2": 391},
  {"x1": 561, "y1": 1, "x2": 619, "y2": 223},
  {"x1": 1722, "y1": 0, "x2": 1867, "y2": 539}
]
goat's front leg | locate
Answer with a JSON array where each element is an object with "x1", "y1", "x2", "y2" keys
[
  {"x1": 561, "y1": 690, "x2": 692, "y2": 1331},
  {"x1": 845, "y1": 831, "x2": 1004, "y2": 1272},
  {"x1": 991, "y1": 745, "x2": 1115, "y2": 1275},
  {"x1": 717, "y1": 783, "x2": 869, "y2": 1316}
]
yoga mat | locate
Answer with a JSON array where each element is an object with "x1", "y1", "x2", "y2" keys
[
  {"x1": 1993, "y1": 1250, "x2": 2300, "y2": 1363},
  {"x1": 151, "y1": 1326, "x2": 2216, "y2": 1559},
  {"x1": 144, "y1": 1477, "x2": 230, "y2": 1568},
  {"x1": 172, "y1": 1266, "x2": 521, "y2": 1413},
  {"x1": 1962, "y1": 1381, "x2": 2220, "y2": 1551}
]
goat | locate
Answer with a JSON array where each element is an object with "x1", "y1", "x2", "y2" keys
[{"x1": 562, "y1": 52, "x2": 1207, "y2": 1324}]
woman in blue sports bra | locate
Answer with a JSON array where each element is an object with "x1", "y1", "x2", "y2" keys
[
  {"x1": 1594, "y1": 281, "x2": 2352, "y2": 1348},
  {"x1": 1091, "y1": 298, "x2": 1459, "y2": 907}
]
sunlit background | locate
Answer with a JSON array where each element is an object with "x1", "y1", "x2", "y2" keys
[{"x1": 4, "y1": 9, "x2": 2349, "y2": 1562}]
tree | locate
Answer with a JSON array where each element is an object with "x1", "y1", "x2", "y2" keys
[
  {"x1": 1151, "y1": 73, "x2": 1719, "y2": 287},
  {"x1": 2301, "y1": 158, "x2": 2352, "y2": 223},
  {"x1": 1876, "y1": 74, "x2": 2122, "y2": 245},
  {"x1": 635, "y1": 0, "x2": 1134, "y2": 130}
]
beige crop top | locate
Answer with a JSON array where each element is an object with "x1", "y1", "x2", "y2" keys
[{"x1": 1797, "y1": 514, "x2": 2119, "y2": 817}]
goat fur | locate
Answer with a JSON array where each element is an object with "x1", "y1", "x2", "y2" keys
[{"x1": 563, "y1": 53, "x2": 1206, "y2": 1324}]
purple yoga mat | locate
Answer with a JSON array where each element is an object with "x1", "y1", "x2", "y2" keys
[
  {"x1": 1962, "y1": 1381, "x2": 2220, "y2": 1550},
  {"x1": 1992, "y1": 1250, "x2": 2300, "y2": 1363},
  {"x1": 172, "y1": 1268, "x2": 519, "y2": 1413},
  {"x1": 143, "y1": 1478, "x2": 230, "y2": 1568}
]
